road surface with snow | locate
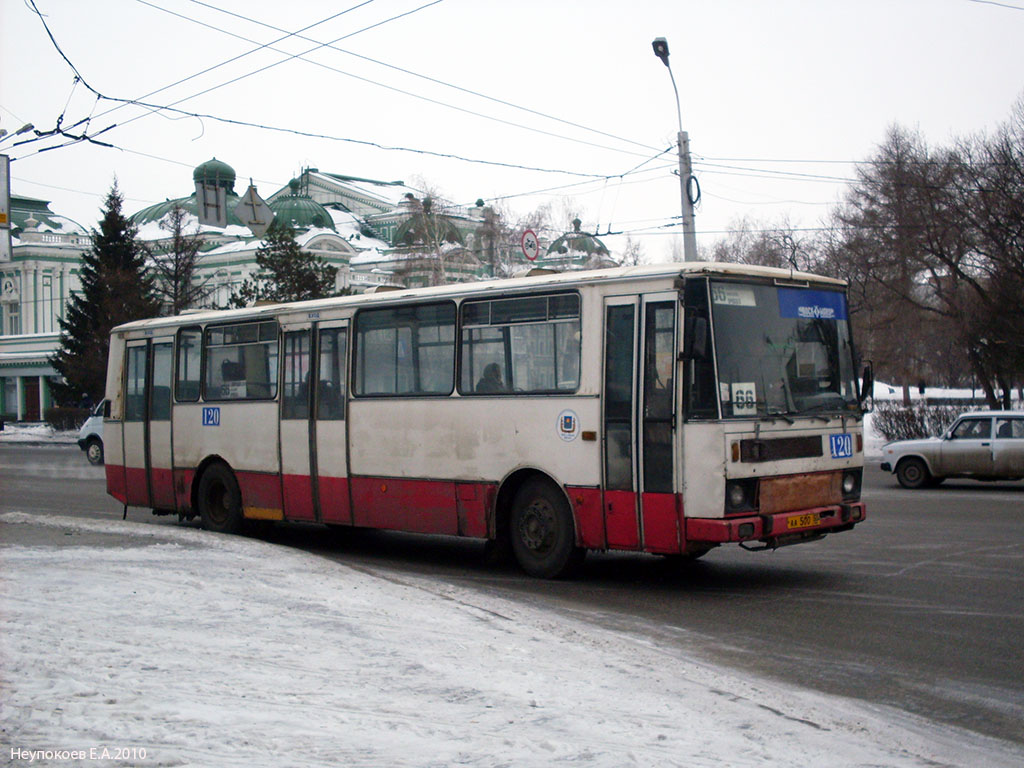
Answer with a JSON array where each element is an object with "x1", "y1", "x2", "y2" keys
[{"x1": 2, "y1": 511, "x2": 1022, "y2": 767}]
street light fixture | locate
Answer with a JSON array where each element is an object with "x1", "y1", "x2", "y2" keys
[
  {"x1": 651, "y1": 37, "x2": 698, "y2": 262},
  {"x1": 0, "y1": 123, "x2": 35, "y2": 145}
]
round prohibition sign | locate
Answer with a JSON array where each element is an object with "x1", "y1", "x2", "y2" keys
[{"x1": 521, "y1": 229, "x2": 540, "y2": 261}]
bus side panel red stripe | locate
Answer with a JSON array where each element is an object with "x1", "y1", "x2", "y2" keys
[
  {"x1": 106, "y1": 464, "x2": 128, "y2": 505},
  {"x1": 641, "y1": 492, "x2": 682, "y2": 554},
  {"x1": 151, "y1": 467, "x2": 176, "y2": 510},
  {"x1": 319, "y1": 476, "x2": 351, "y2": 525},
  {"x1": 604, "y1": 489, "x2": 640, "y2": 550},
  {"x1": 351, "y1": 477, "x2": 458, "y2": 535},
  {"x1": 124, "y1": 466, "x2": 149, "y2": 507},
  {"x1": 236, "y1": 471, "x2": 283, "y2": 514},
  {"x1": 455, "y1": 482, "x2": 494, "y2": 539},
  {"x1": 566, "y1": 486, "x2": 605, "y2": 549},
  {"x1": 282, "y1": 474, "x2": 316, "y2": 521}
]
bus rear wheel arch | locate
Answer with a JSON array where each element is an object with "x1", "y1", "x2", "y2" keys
[
  {"x1": 197, "y1": 462, "x2": 243, "y2": 534},
  {"x1": 509, "y1": 476, "x2": 585, "y2": 579}
]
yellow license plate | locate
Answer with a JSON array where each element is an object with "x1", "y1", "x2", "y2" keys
[{"x1": 787, "y1": 513, "x2": 821, "y2": 530}]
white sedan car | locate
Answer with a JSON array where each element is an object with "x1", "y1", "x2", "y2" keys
[{"x1": 880, "y1": 411, "x2": 1024, "y2": 488}]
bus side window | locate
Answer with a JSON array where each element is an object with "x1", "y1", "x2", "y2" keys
[
  {"x1": 203, "y1": 321, "x2": 279, "y2": 401},
  {"x1": 317, "y1": 328, "x2": 347, "y2": 420},
  {"x1": 353, "y1": 303, "x2": 454, "y2": 396},
  {"x1": 683, "y1": 280, "x2": 717, "y2": 419},
  {"x1": 459, "y1": 293, "x2": 580, "y2": 395},
  {"x1": 282, "y1": 331, "x2": 311, "y2": 419},
  {"x1": 150, "y1": 342, "x2": 173, "y2": 420},
  {"x1": 175, "y1": 327, "x2": 202, "y2": 402},
  {"x1": 124, "y1": 346, "x2": 147, "y2": 422}
]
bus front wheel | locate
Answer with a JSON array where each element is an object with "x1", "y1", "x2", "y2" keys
[
  {"x1": 509, "y1": 478, "x2": 584, "y2": 579},
  {"x1": 198, "y1": 463, "x2": 243, "y2": 534}
]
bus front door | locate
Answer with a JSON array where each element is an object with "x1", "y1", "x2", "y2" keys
[
  {"x1": 602, "y1": 295, "x2": 680, "y2": 553},
  {"x1": 122, "y1": 338, "x2": 175, "y2": 510},
  {"x1": 279, "y1": 321, "x2": 351, "y2": 524}
]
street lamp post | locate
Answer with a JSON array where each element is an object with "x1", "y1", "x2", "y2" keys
[{"x1": 652, "y1": 38, "x2": 698, "y2": 262}]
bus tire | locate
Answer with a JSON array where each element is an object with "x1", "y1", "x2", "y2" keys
[
  {"x1": 198, "y1": 463, "x2": 243, "y2": 534},
  {"x1": 509, "y1": 478, "x2": 584, "y2": 579},
  {"x1": 896, "y1": 457, "x2": 930, "y2": 489}
]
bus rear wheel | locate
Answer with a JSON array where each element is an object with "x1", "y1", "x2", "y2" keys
[
  {"x1": 198, "y1": 463, "x2": 243, "y2": 534},
  {"x1": 509, "y1": 478, "x2": 584, "y2": 579}
]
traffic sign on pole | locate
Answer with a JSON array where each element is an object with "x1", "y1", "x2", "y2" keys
[
  {"x1": 521, "y1": 229, "x2": 539, "y2": 261},
  {"x1": 234, "y1": 184, "x2": 274, "y2": 238}
]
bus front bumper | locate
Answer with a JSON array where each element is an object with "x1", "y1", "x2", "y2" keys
[{"x1": 686, "y1": 502, "x2": 866, "y2": 549}]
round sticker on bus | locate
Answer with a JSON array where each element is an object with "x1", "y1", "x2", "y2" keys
[{"x1": 557, "y1": 409, "x2": 580, "y2": 442}]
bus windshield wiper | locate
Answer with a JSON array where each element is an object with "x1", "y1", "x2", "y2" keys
[{"x1": 765, "y1": 409, "x2": 795, "y2": 424}]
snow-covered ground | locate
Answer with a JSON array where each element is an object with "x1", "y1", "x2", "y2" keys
[{"x1": 2, "y1": 512, "x2": 1021, "y2": 767}]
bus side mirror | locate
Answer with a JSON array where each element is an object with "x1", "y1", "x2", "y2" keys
[
  {"x1": 102, "y1": 399, "x2": 111, "y2": 418},
  {"x1": 683, "y1": 315, "x2": 709, "y2": 360},
  {"x1": 858, "y1": 361, "x2": 873, "y2": 407}
]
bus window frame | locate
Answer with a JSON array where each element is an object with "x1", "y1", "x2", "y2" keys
[
  {"x1": 175, "y1": 325, "x2": 203, "y2": 403},
  {"x1": 351, "y1": 300, "x2": 457, "y2": 398},
  {"x1": 201, "y1": 319, "x2": 281, "y2": 402},
  {"x1": 457, "y1": 290, "x2": 582, "y2": 397}
]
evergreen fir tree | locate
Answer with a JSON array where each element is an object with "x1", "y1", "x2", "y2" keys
[
  {"x1": 50, "y1": 180, "x2": 160, "y2": 405},
  {"x1": 229, "y1": 220, "x2": 339, "y2": 307}
]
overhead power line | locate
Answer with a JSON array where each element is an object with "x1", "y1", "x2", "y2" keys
[
  {"x1": 180, "y1": 0, "x2": 662, "y2": 155},
  {"x1": 18, "y1": 1, "x2": 614, "y2": 179},
  {"x1": 123, "y1": 0, "x2": 656, "y2": 160}
]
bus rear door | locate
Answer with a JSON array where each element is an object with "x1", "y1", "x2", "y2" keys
[{"x1": 122, "y1": 338, "x2": 175, "y2": 510}]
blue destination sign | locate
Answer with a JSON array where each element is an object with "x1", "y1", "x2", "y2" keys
[{"x1": 777, "y1": 288, "x2": 847, "y2": 321}]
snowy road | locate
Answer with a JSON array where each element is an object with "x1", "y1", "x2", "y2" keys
[{"x1": 2, "y1": 511, "x2": 1022, "y2": 767}]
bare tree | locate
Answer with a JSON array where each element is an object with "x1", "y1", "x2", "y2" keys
[
  {"x1": 393, "y1": 191, "x2": 465, "y2": 287},
  {"x1": 707, "y1": 215, "x2": 814, "y2": 271},
  {"x1": 150, "y1": 205, "x2": 213, "y2": 314},
  {"x1": 616, "y1": 235, "x2": 646, "y2": 266}
]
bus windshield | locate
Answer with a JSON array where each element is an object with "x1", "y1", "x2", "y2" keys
[{"x1": 709, "y1": 281, "x2": 859, "y2": 419}]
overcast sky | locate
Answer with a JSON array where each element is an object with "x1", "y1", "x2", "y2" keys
[{"x1": 3, "y1": 0, "x2": 1023, "y2": 261}]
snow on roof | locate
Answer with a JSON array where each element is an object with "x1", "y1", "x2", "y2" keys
[
  {"x1": 3, "y1": 510, "x2": 1016, "y2": 767},
  {"x1": 310, "y1": 171, "x2": 423, "y2": 209},
  {"x1": 135, "y1": 210, "x2": 253, "y2": 242}
]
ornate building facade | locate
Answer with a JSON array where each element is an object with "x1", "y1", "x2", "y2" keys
[{"x1": 1, "y1": 157, "x2": 616, "y2": 421}]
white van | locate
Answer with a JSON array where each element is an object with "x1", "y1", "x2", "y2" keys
[{"x1": 77, "y1": 399, "x2": 107, "y2": 465}]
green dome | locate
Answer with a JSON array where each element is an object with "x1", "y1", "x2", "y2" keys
[
  {"x1": 546, "y1": 218, "x2": 609, "y2": 256},
  {"x1": 131, "y1": 192, "x2": 244, "y2": 228},
  {"x1": 269, "y1": 179, "x2": 336, "y2": 231},
  {"x1": 192, "y1": 157, "x2": 236, "y2": 192}
]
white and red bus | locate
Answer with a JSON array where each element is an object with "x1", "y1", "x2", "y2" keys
[{"x1": 103, "y1": 263, "x2": 869, "y2": 577}]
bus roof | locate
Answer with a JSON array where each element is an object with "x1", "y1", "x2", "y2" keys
[{"x1": 111, "y1": 261, "x2": 848, "y2": 334}]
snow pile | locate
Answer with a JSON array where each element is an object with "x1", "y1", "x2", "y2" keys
[
  {"x1": 0, "y1": 423, "x2": 77, "y2": 444},
  {"x1": 2, "y1": 512, "x2": 1019, "y2": 767}
]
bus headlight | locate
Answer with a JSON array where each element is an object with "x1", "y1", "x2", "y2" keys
[
  {"x1": 728, "y1": 483, "x2": 746, "y2": 508},
  {"x1": 842, "y1": 470, "x2": 861, "y2": 500},
  {"x1": 725, "y1": 478, "x2": 757, "y2": 513}
]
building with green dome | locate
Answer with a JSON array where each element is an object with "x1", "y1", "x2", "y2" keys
[{"x1": 1, "y1": 156, "x2": 624, "y2": 421}]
